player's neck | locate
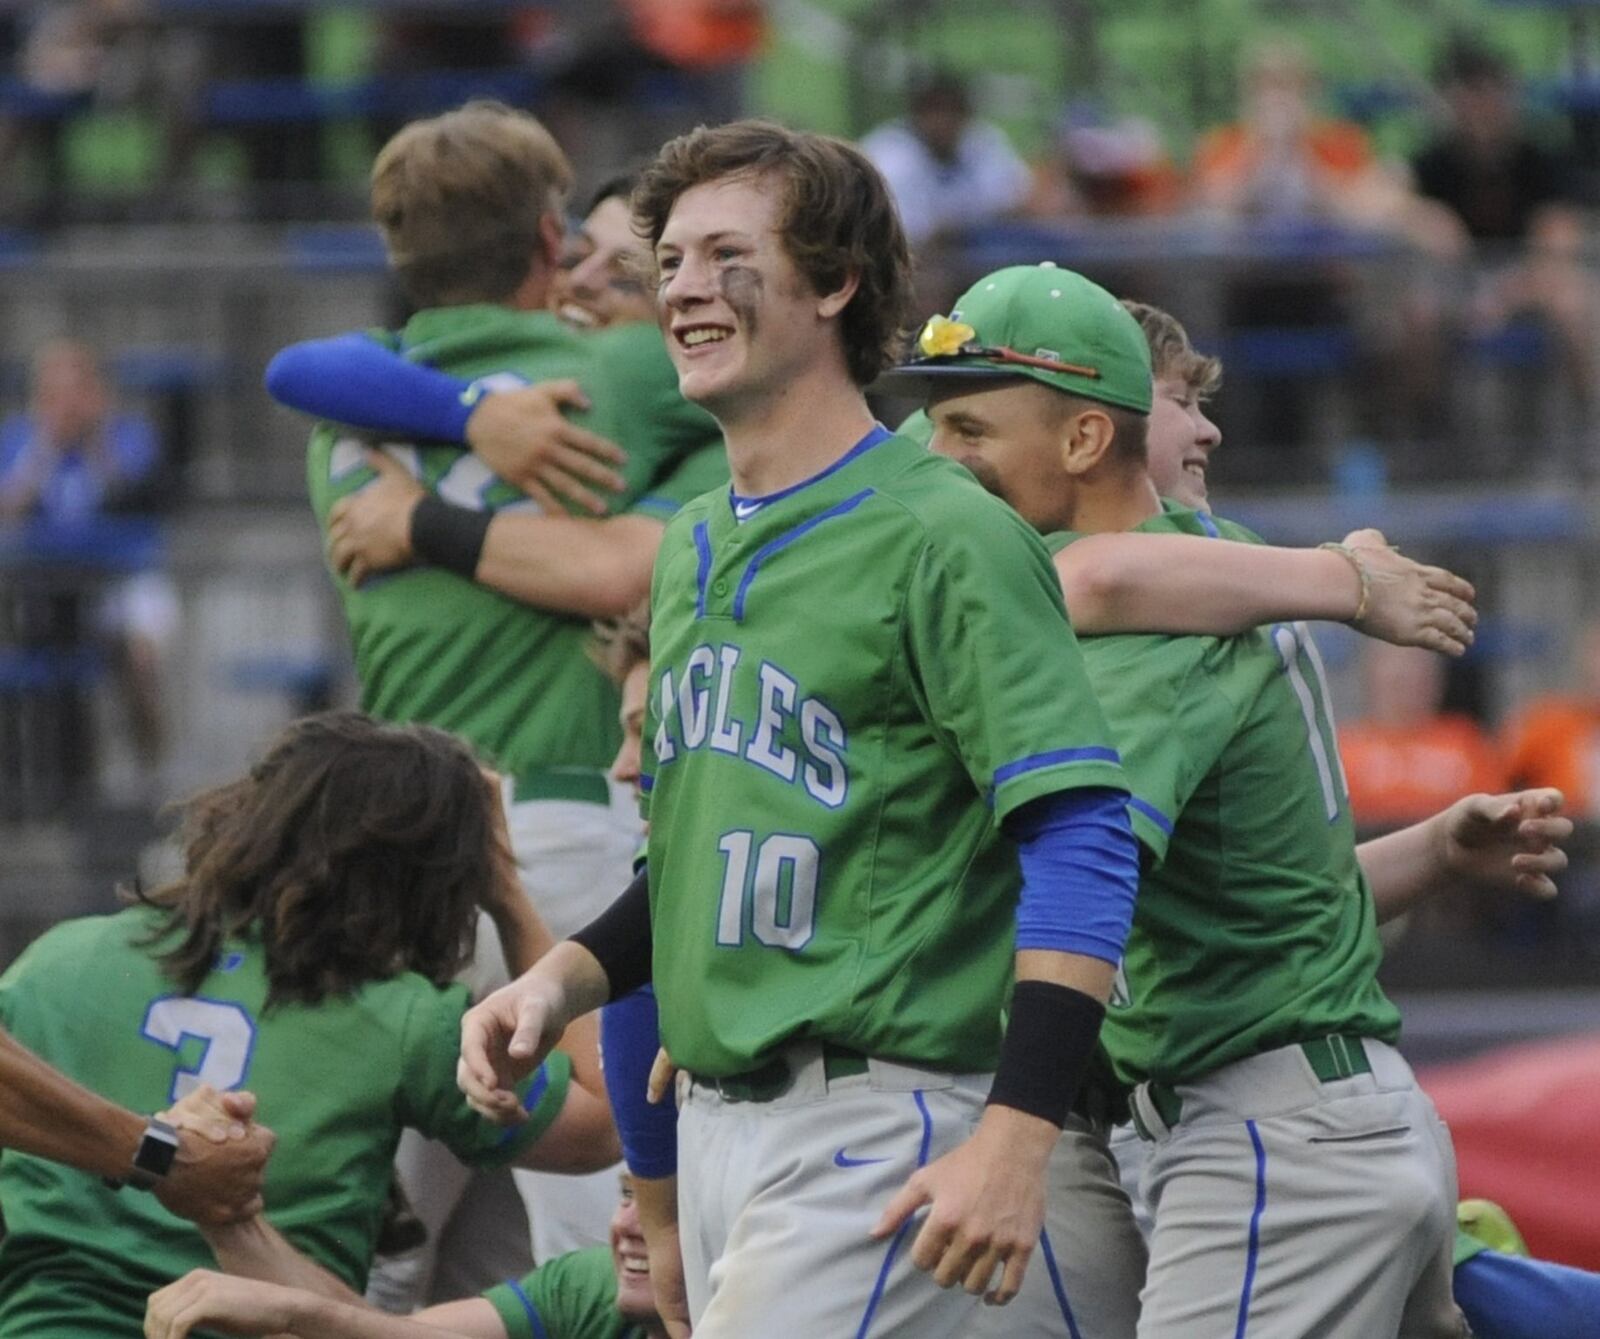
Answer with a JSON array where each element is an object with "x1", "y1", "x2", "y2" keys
[
  {"x1": 505, "y1": 267, "x2": 553, "y2": 313},
  {"x1": 720, "y1": 366, "x2": 877, "y2": 498},
  {"x1": 1066, "y1": 472, "x2": 1162, "y2": 535}
]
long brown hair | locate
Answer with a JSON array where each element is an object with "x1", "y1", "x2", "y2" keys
[{"x1": 141, "y1": 712, "x2": 495, "y2": 1008}]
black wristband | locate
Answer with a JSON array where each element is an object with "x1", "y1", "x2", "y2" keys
[
  {"x1": 570, "y1": 869, "x2": 653, "y2": 1000},
  {"x1": 986, "y1": 980, "x2": 1107, "y2": 1128},
  {"x1": 410, "y1": 494, "x2": 492, "y2": 578}
]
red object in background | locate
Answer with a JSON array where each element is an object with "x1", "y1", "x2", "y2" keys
[{"x1": 1420, "y1": 1035, "x2": 1600, "y2": 1270}]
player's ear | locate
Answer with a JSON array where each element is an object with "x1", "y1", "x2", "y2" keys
[
  {"x1": 536, "y1": 211, "x2": 566, "y2": 273},
  {"x1": 815, "y1": 269, "x2": 860, "y2": 320},
  {"x1": 1059, "y1": 407, "x2": 1117, "y2": 477}
]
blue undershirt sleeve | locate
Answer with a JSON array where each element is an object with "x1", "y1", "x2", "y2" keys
[
  {"x1": 264, "y1": 334, "x2": 477, "y2": 443},
  {"x1": 1004, "y1": 787, "x2": 1139, "y2": 965},
  {"x1": 1453, "y1": 1249, "x2": 1600, "y2": 1339},
  {"x1": 599, "y1": 985, "x2": 677, "y2": 1180}
]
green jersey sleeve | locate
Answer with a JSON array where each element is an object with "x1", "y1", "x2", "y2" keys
[
  {"x1": 904, "y1": 506, "x2": 1127, "y2": 822},
  {"x1": 396, "y1": 982, "x2": 572, "y2": 1168},
  {"x1": 484, "y1": 1246, "x2": 627, "y2": 1339},
  {"x1": 628, "y1": 441, "x2": 727, "y2": 522}
]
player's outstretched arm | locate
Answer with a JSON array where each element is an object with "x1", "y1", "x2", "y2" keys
[
  {"x1": 266, "y1": 334, "x2": 626, "y2": 515},
  {"x1": 1055, "y1": 526, "x2": 1476, "y2": 654},
  {"x1": 145, "y1": 1269, "x2": 488, "y2": 1339},
  {"x1": 477, "y1": 776, "x2": 557, "y2": 980},
  {"x1": 457, "y1": 941, "x2": 606, "y2": 1125},
  {"x1": 327, "y1": 447, "x2": 665, "y2": 619},
  {"x1": 1360, "y1": 788, "x2": 1571, "y2": 923}
]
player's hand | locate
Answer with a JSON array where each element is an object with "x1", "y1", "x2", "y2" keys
[
  {"x1": 871, "y1": 1104, "x2": 1057, "y2": 1305},
  {"x1": 152, "y1": 1109, "x2": 276, "y2": 1227},
  {"x1": 467, "y1": 381, "x2": 627, "y2": 516},
  {"x1": 145, "y1": 1269, "x2": 304, "y2": 1339},
  {"x1": 1340, "y1": 529, "x2": 1477, "y2": 656},
  {"x1": 457, "y1": 969, "x2": 571, "y2": 1124},
  {"x1": 326, "y1": 449, "x2": 424, "y2": 587},
  {"x1": 1437, "y1": 788, "x2": 1570, "y2": 900},
  {"x1": 158, "y1": 1082, "x2": 257, "y2": 1145},
  {"x1": 646, "y1": 1046, "x2": 679, "y2": 1105}
]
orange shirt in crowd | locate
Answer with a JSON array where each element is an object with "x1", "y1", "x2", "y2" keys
[
  {"x1": 624, "y1": 0, "x2": 764, "y2": 69},
  {"x1": 1502, "y1": 697, "x2": 1600, "y2": 819},
  {"x1": 1193, "y1": 120, "x2": 1373, "y2": 200},
  {"x1": 1339, "y1": 715, "x2": 1508, "y2": 829}
]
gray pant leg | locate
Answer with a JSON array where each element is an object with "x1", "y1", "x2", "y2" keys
[
  {"x1": 976, "y1": 1117, "x2": 1145, "y2": 1338},
  {"x1": 679, "y1": 1062, "x2": 986, "y2": 1338},
  {"x1": 1138, "y1": 1067, "x2": 1462, "y2": 1338},
  {"x1": 1108, "y1": 1122, "x2": 1154, "y2": 1242}
]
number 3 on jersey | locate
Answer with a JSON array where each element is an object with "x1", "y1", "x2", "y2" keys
[
  {"x1": 140, "y1": 997, "x2": 259, "y2": 1104},
  {"x1": 715, "y1": 832, "x2": 821, "y2": 950}
]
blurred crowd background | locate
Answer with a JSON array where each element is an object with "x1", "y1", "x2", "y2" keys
[{"x1": 2, "y1": 0, "x2": 1599, "y2": 1069}]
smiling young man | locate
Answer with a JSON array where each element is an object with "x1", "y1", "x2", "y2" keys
[
  {"x1": 891, "y1": 264, "x2": 1570, "y2": 1339},
  {"x1": 456, "y1": 122, "x2": 1143, "y2": 1338}
]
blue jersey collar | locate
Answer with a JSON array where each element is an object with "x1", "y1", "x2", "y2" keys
[{"x1": 727, "y1": 423, "x2": 892, "y2": 519}]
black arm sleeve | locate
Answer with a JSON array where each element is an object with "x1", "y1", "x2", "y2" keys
[
  {"x1": 569, "y1": 869, "x2": 653, "y2": 1000},
  {"x1": 985, "y1": 979, "x2": 1107, "y2": 1128}
]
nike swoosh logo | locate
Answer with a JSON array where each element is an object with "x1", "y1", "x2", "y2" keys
[
  {"x1": 733, "y1": 500, "x2": 762, "y2": 519},
  {"x1": 833, "y1": 1148, "x2": 890, "y2": 1169}
]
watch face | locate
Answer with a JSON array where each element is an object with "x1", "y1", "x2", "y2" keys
[{"x1": 132, "y1": 1119, "x2": 181, "y2": 1184}]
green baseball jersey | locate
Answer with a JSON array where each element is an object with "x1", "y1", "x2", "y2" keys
[
  {"x1": 1047, "y1": 503, "x2": 1400, "y2": 1088},
  {"x1": 307, "y1": 306, "x2": 725, "y2": 785},
  {"x1": 0, "y1": 906, "x2": 569, "y2": 1338},
  {"x1": 641, "y1": 430, "x2": 1128, "y2": 1076},
  {"x1": 484, "y1": 1246, "x2": 646, "y2": 1339}
]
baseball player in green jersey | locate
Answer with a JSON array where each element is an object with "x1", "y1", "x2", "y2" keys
[
  {"x1": 269, "y1": 103, "x2": 729, "y2": 1272},
  {"x1": 895, "y1": 264, "x2": 1571, "y2": 1338},
  {"x1": 457, "y1": 122, "x2": 1145, "y2": 1337},
  {"x1": 0, "y1": 712, "x2": 615, "y2": 1339},
  {"x1": 144, "y1": 1170, "x2": 666, "y2": 1339}
]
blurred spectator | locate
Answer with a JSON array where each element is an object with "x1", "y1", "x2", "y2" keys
[
  {"x1": 0, "y1": 340, "x2": 177, "y2": 777},
  {"x1": 860, "y1": 69, "x2": 1031, "y2": 248},
  {"x1": 1027, "y1": 112, "x2": 1182, "y2": 220},
  {"x1": 1406, "y1": 34, "x2": 1595, "y2": 422},
  {"x1": 1503, "y1": 619, "x2": 1600, "y2": 821},
  {"x1": 1340, "y1": 641, "x2": 1507, "y2": 830},
  {"x1": 1191, "y1": 38, "x2": 1447, "y2": 460},
  {"x1": 623, "y1": 0, "x2": 763, "y2": 124},
  {"x1": 0, "y1": 0, "x2": 146, "y2": 225},
  {"x1": 1193, "y1": 38, "x2": 1420, "y2": 231}
]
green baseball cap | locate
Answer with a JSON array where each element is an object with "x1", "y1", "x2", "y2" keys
[{"x1": 884, "y1": 263, "x2": 1153, "y2": 413}]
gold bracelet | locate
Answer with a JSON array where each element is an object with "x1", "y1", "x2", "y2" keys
[{"x1": 1318, "y1": 542, "x2": 1371, "y2": 624}]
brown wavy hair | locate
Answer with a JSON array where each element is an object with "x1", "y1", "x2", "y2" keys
[
  {"x1": 632, "y1": 120, "x2": 913, "y2": 386},
  {"x1": 1122, "y1": 301, "x2": 1222, "y2": 399},
  {"x1": 139, "y1": 712, "x2": 495, "y2": 1009}
]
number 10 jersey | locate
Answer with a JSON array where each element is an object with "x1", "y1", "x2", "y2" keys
[{"x1": 641, "y1": 432, "x2": 1128, "y2": 1079}]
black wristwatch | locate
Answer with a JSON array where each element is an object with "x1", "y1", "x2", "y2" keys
[{"x1": 105, "y1": 1117, "x2": 181, "y2": 1192}]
